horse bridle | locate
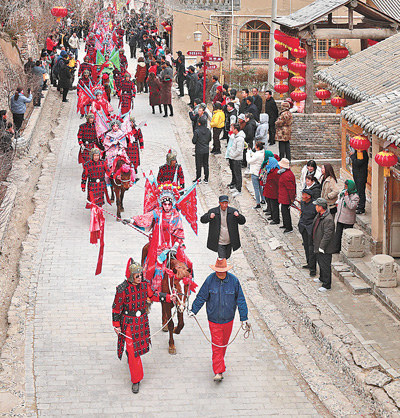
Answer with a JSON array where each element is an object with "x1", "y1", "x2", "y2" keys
[{"x1": 167, "y1": 252, "x2": 191, "y2": 312}]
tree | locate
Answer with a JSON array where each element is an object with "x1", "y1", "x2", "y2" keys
[{"x1": 234, "y1": 40, "x2": 251, "y2": 69}]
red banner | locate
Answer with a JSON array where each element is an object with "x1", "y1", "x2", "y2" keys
[{"x1": 274, "y1": 29, "x2": 300, "y2": 50}]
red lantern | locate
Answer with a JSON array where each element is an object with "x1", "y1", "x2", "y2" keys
[
  {"x1": 274, "y1": 83, "x2": 289, "y2": 98},
  {"x1": 288, "y1": 60, "x2": 306, "y2": 76},
  {"x1": 375, "y1": 151, "x2": 398, "y2": 177},
  {"x1": 275, "y1": 44, "x2": 288, "y2": 53},
  {"x1": 274, "y1": 56, "x2": 289, "y2": 66},
  {"x1": 204, "y1": 53, "x2": 213, "y2": 60},
  {"x1": 290, "y1": 89, "x2": 307, "y2": 105},
  {"x1": 203, "y1": 40, "x2": 213, "y2": 48},
  {"x1": 274, "y1": 70, "x2": 289, "y2": 80},
  {"x1": 331, "y1": 96, "x2": 347, "y2": 113},
  {"x1": 350, "y1": 135, "x2": 371, "y2": 159},
  {"x1": 328, "y1": 45, "x2": 349, "y2": 61},
  {"x1": 51, "y1": 7, "x2": 68, "y2": 22},
  {"x1": 161, "y1": 21, "x2": 168, "y2": 27},
  {"x1": 165, "y1": 25, "x2": 172, "y2": 33},
  {"x1": 315, "y1": 89, "x2": 331, "y2": 106},
  {"x1": 289, "y1": 76, "x2": 306, "y2": 88},
  {"x1": 291, "y1": 47, "x2": 307, "y2": 59}
]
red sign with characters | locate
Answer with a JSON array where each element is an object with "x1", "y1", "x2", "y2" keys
[
  {"x1": 187, "y1": 51, "x2": 203, "y2": 56},
  {"x1": 206, "y1": 64, "x2": 217, "y2": 70},
  {"x1": 207, "y1": 56, "x2": 223, "y2": 62}
]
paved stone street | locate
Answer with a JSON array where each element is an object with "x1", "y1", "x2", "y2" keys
[{"x1": 24, "y1": 55, "x2": 322, "y2": 417}]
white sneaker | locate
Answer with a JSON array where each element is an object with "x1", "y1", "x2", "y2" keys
[
  {"x1": 244, "y1": 169, "x2": 250, "y2": 175},
  {"x1": 231, "y1": 191, "x2": 242, "y2": 197},
  {"x1": 313, "y1": 278, "x2": 323, "y2": 283},
  {"x1": 229, "y1": 187, "x2": 238, "y2": 193},
  {"x1": 318, "y1": 286, "x2": 329, "y2": 292}
]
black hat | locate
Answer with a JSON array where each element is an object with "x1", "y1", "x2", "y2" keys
[
  {"x1": 177, "y1": 50, "x2": 182, "y2": 55},
  {"x1": 219, "y1": 195, "x2": 229, "y2": 203},
  {"x1": 301, "y1": 188, "x2": 313, "y2": 196}
]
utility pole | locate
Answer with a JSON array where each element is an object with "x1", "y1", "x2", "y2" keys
[{"x1": 267, "y1": 0, "x2": 278, "y2": 89}]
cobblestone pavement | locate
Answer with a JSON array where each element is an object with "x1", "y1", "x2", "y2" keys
[{"x1": 25, "y1": 58, "x2": 322, "y2": 417}]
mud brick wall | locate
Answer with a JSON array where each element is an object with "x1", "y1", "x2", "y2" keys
[{"x1": 290, "y1": 113, "x2": 341, "y2": 160}]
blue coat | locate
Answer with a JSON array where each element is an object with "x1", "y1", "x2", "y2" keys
[
  {"x1": 191, "y1": 272, "x2": 248, "y2": 324},
  {"x1": 10, "y1": 93, "x2": 32, "y2": 114}
]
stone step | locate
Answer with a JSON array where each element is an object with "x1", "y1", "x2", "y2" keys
[
  {"x1": 343, "y1": 274, "x2": 372, "y2": 295},
  {"x1": 335, "y1": 267, "x2": 372, "y2": 295}
]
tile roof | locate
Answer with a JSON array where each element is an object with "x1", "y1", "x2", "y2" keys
[
  {"x1": 273, "y1": 0, "x2": 349, "y2": 30},
  {"x1": 342, "y1": 90, "x2": 400, "y2": 144},
  {"x1": 317, "y1": 32, "x2": 400, "y2": 101},
  {"x1": 371, "y1": 0, "x2": 400, "y2": 20}
]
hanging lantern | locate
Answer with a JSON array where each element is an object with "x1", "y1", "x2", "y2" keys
[
  {"x1": 315, "y1": 89, "x2": 331, "y2": 106},
  {"x1": 203, "y1": 40, "x2": 213, "y2": 48},
  {"x1": 274, "y1": 83, "x2": 289, "y2": 98},
  {"x1": 161, "y1": 21, "x2": 168, "y2": 27},
  {"x1": 274, "y1": 70, "x2": 289, "y2": 80},
  {"x1": 289, "y1": 76, "x2": 306, "y2": 88},
  {"x1": 375, "y1": 151, "x2": 398, "y2": 177},
  {"x1": 51, "y1": 7, "x2": 68, "y2": 23},
  {"x1": 328, "y1": 45, "x2": 349, "y2": 61},
  {"x1": 290, "y1": 89, "x2": 307, "y2": 106},
  {"x1": 291, "y1": 47, "x2": 307, "y2": 60},
  {"x1": 275, "y1": 44, "x2": 288, "y2": 54},
  {"x1": 274, "y1": 56, "x2": 289, "y2": 66},
  {"x1": 165, "y1": 25, "x2": 172, "y2": 34},
  {"x1": 331, "y1": 96, "x2": 347, "y2": 113},
  {"x1": 288, "y1": 60, "x2": 306, "y2": 76},
  {"x1": 350, "y1": 135, "x2": 371, "y2": 159}
]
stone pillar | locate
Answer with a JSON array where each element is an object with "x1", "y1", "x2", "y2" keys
[
  {"x1": 371, "y1": 254, "x2": 398, "y2": 288},
  {"x1": 342, "y1": 228, "x2": 365, "y2": 258},
  {"x1": 304, "y1": 41, "x2": 314, "y2": 115}
]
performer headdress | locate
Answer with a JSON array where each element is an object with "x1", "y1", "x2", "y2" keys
[
  {"x1": 86, "y1": 113, "x2": 95, "y2": 121},
  {"x1": 157, "y1": 183, "x2": 180, "y2": 206},
  {"x1": 166, "y1": 148, "x2": 177, "y2": 165},
  {"x1": 125, "y1": 258, "x2": 143, "y2": 280},
  {"x1": 90, "y1": 147, "x2": 101, "y2": 159}
]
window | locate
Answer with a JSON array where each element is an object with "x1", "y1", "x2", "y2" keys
[
  {"x1": 240, "y1": 20, "x2": 270, "y2": 60},
  {"x1": 314, "y1": 39, "x2": 340, "y2": 60}
]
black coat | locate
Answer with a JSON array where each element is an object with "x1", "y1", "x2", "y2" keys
[
  {"x1": 265, "y1": 97, "x2": 279, "y2": 123},
  {"x1": 192, "y1": 125, "x2": 211, "y2": 154},
  {"x1": 246, "y1": 103, "x2": 259, "y2": 122},
  {"x1": 243, "y1": 119, "x2": 257, "y2": 145},
  {"x1": 298, "y1": 200, "x2": 317, "y2": 235},
  {"x1": 200, "y1": 206, "x2": 246, "y2": 252},
  {"x1": 350, "y1": 151, "x2": 369, "y2": 180},
  {"x1": 239, "y1": 98, "x2": 248, "y2": 115},
  {"x1": 253, "y1": 94, "x2": 263, "y2": 115},
  {"x1": 58, "y1": 59, "x2": 72, "y2": 89}
]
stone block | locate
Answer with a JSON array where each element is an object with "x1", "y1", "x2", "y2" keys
[
  {"x1": 341, "y1": 228, "x2": 366, "y2": 258},
  {"x1": 342, "y1": 275, "x2": 372, "y2": 295},
  {"x1": 365, "y1": 370, "x2": 392, "y2": 388},
  {"x1": 371, "y1": 254, "x2": 398, "y2": 288}
]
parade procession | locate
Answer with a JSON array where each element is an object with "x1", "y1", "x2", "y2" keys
[{"x1": 3, "y1": 0, "x2": 400, "y2": 416}]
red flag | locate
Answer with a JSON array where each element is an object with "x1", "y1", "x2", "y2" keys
[
  {"x1": 176, "y1": 186, "x2": 198, "y2": 235},
  {"x1": 89, "y1": 193, "x2": 105, "y2": 275},
  {"x1": 143, "y1": 171, "x2": 158, "y2": 213}
]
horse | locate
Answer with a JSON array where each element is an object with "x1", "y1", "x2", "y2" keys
[
  {"x1": 110, "y1": 157, "x2": 133, "y2": 219},
  {"x1": 142, "y1": 243, "x2": 192, "y2": 355}
]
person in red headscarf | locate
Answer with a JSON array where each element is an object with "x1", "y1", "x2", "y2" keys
[{"x1": 112, "y1": 258, "x2": 176, "y2": 394}]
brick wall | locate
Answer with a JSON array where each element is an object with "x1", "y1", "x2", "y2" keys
[{"x1": 290, "y1": 113, "x2": 341, "y2": 160}]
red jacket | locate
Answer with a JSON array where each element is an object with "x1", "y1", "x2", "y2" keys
[
  {"x1": 278, "y1": 169, "x2": 296, "y2": 205},
  {"x1": 263, "y1": 167, "x2": 280, "y2": 200},
  {"x1": 135, "y1": 63, "x2": 147, "y2": 82}
]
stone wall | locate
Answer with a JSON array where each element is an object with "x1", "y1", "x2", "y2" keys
[{"x1": 290, "y1": 113, "x2": 341, "y2": 160}]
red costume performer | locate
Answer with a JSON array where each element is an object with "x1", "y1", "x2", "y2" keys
[
  {"x1": 77, "y1": 114, "x2": 101, "y2": 164},
  {"x1": 157, "y1": 149, "x2": 185, "y2": 189},
  {"x1": 77, "y1": 71, "x2": 93, "y2": 117},
  {"x1": 112, "y1": 258, "x2": 174, "y2": 394},
  {"x1": 119, "y1": 49, "x2": 128, "y2": 72},
  {"x1": 81, "y1": 147, "x2": 109, "y2": 208},
  {"x1": 119, "y1": 73, "x2": 136, "y2": 115},
  {"x1": 91, "y1": 89, "x2": 113, "y2": 117},
  {"x1": 126, "y1": 116, "x2": 144, "y2": 171},
  {"x1": 126, "y1": 184, "x2": 190, "y2": 291}
]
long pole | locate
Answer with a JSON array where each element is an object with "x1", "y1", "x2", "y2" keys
[
  {"x1": 203, "y1": 44, "x2": 207, "y2": 103},
  {"x1": 267, "y1": 0, "x2": 278, "y2": 89}
]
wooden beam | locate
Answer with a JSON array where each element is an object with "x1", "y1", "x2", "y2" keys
[
  {"x1": 305, "y1": 42, "x2": 313, "y2": 115},
  {"x1": 328, "y1": 13, "x2": 332, "y2": 25},
  {"x1": 298, "y1": 28, "x2": 397, "y2": 39},
  {"x1": 348, "y1": 7, "x2": 354, "y2": 30}
]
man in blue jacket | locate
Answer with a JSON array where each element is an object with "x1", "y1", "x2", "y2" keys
[{"x1": 190, "y1": 258, "x2": 248, "y2": 382}]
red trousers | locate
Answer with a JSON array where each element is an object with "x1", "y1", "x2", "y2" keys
[
  {"x1": 125, "y1": 328, "x2": 144, "y2": 383},
  {"x1": 208, "y1": 320, "x2": 234, "y2": 374}
]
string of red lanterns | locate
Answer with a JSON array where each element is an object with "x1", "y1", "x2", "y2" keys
[{"x1": 274, "y1": 43, "x2": 289, "y2": 98}]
